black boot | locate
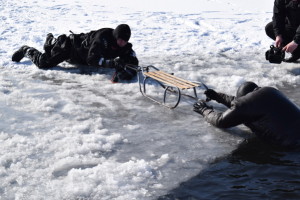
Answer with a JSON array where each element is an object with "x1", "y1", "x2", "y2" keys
[
  {"x1": 12, "y1": 45, "x2": 30, "y2": 62},
  {"x1": 43, "y1": 33, "x2": 55, "y2": 56},
  {"x1": 284, "y1": 54, "x2": 300, "y2": 62},
  {"x1": 284, "y1": 47, "x2": 300, "y2": 63}
]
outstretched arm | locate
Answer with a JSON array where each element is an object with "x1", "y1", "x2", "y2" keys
[
  {"x1": 194, "y1": 100, "x2": 256, "y2": 128},
  {"x1": 204, "y1": 89, "x2": 235, "y2": 108},
  {"x1": 201, "y1": 106, "x2": 246, "y2": 128}
]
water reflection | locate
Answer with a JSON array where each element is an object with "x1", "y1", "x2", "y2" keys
[
  {"x1": 229, "y1": 137, "x2": 299, "y2": 166},
  {"x1": 158, "y1": 137, "x2": 300, "y2": 200}
]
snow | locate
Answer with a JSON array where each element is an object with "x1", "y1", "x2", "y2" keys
[{"x1": 0, "y1": 0, "x2": 299, "y2": 199}]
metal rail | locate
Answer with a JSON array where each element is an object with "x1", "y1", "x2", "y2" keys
[{"x1": 126, "y1": 64, "x2": 208, "y2": 109}]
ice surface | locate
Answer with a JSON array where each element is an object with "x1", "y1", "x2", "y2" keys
[{"x1": 0, "y1": 0, "x2": 299, "y2": 199}]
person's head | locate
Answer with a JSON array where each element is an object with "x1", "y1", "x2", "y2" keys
[
  {"x1": 113, "y1": 24, "x2": 131, "y2": 47},
  {"x1": 236, "y1": 81, "x2": 258, "y2": 98}
]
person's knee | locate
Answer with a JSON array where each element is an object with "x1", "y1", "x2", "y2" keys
[
  {"x1": 265, "y1": 22, "x2": 275, "y2": 40},
  {"x1": 37, "y1": 53, "x2": 54, "y2": 69}
]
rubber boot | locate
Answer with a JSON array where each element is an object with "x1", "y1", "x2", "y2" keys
[{"x1": 11, "y1": 45, "x2": 30, "y2": 62}]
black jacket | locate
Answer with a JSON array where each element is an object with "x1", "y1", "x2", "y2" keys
[
  {"x1": 202, "y1": 87, "x2": 300, "y2": 147},
  {"x1": 273, "y1": 0, "x2": 300, "y2": 43},
  {"x1": 68, "y1": 28, "x2": 138, "y2": 66}
]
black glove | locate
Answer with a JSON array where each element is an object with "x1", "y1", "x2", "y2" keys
[
  {"x1": 110, "y1": 59, "x2": 137, "y2": 83},
  {"x1": 193, "y1": 100, "x2": 213, "y2": 116},
  {"x1": 204, "y1": 89, "x2": 220, "y2": 102},
  {"x1": 102, "y1": 58, "x2": 124, "y2": 68},
  {"x1": 112, "y1": 58, "x2": 125, "y2": 69}
]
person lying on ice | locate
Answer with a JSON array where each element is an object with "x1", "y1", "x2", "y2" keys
[
  {"x1": 12, "y1": 24, "x2": 138, "y2": 82},
  {"x1": 194, "y1": 81, "x2": 300, "y2": 149},
  {"x1": 265, "y1": 0, "x2": 300, "y2": 62}
]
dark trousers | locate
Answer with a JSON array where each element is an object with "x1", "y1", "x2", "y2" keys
[
  {"x1": 27, "y1": 34, "x2": 71, "y2": 69},
  {"x1": 265, "y1": 21, "x2": 297, "y2": 46}
]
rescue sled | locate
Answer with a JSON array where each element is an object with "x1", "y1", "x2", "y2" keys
[{"x1": 127, "y1": 65, "x2": 208, "y2": 109}]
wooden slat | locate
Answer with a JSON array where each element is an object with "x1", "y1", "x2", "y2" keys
[
  {"x1": 145, "y1": 71, "x2": 197, "y2": 89},
  {"x1": 144, "y1": 71, "x2": 199, "y2": 89}
]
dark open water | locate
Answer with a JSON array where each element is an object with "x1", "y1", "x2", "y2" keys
[{"x1": 158, "y1": 84, "x2": 300, "y2": 200}]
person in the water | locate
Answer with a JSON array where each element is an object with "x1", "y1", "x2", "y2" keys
[{"x1": 194, "y1": 81, "x2": 300, "y2": 148}]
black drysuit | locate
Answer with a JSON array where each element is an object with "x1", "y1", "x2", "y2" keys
[
  {"x1": 201, "y1": 87, "x2": 300, "y2": 148},
  {"x1": 28, "y1": 28, "x2": 138, "y2": 69},
  {"x1": 265, "y1": 0, "x2": 300, "y2": 45}
]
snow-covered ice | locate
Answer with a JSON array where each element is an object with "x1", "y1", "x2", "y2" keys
[{"x1": 0, "y1": 0, "x2": 299, "y2": 199}]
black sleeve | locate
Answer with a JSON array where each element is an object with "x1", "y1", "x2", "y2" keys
[
  {"x1": 272, "y1": 0, "x2": 286, "y2": 37},
  {"x1": 86, "y1": 31, "x2": 107, "y2": 66},
  {"x1": 215, "y1": 93, "x2": 235, "y2": 108},
  {"x1": 201, "y1": 101, "x2": 259, "y2": 128}
]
